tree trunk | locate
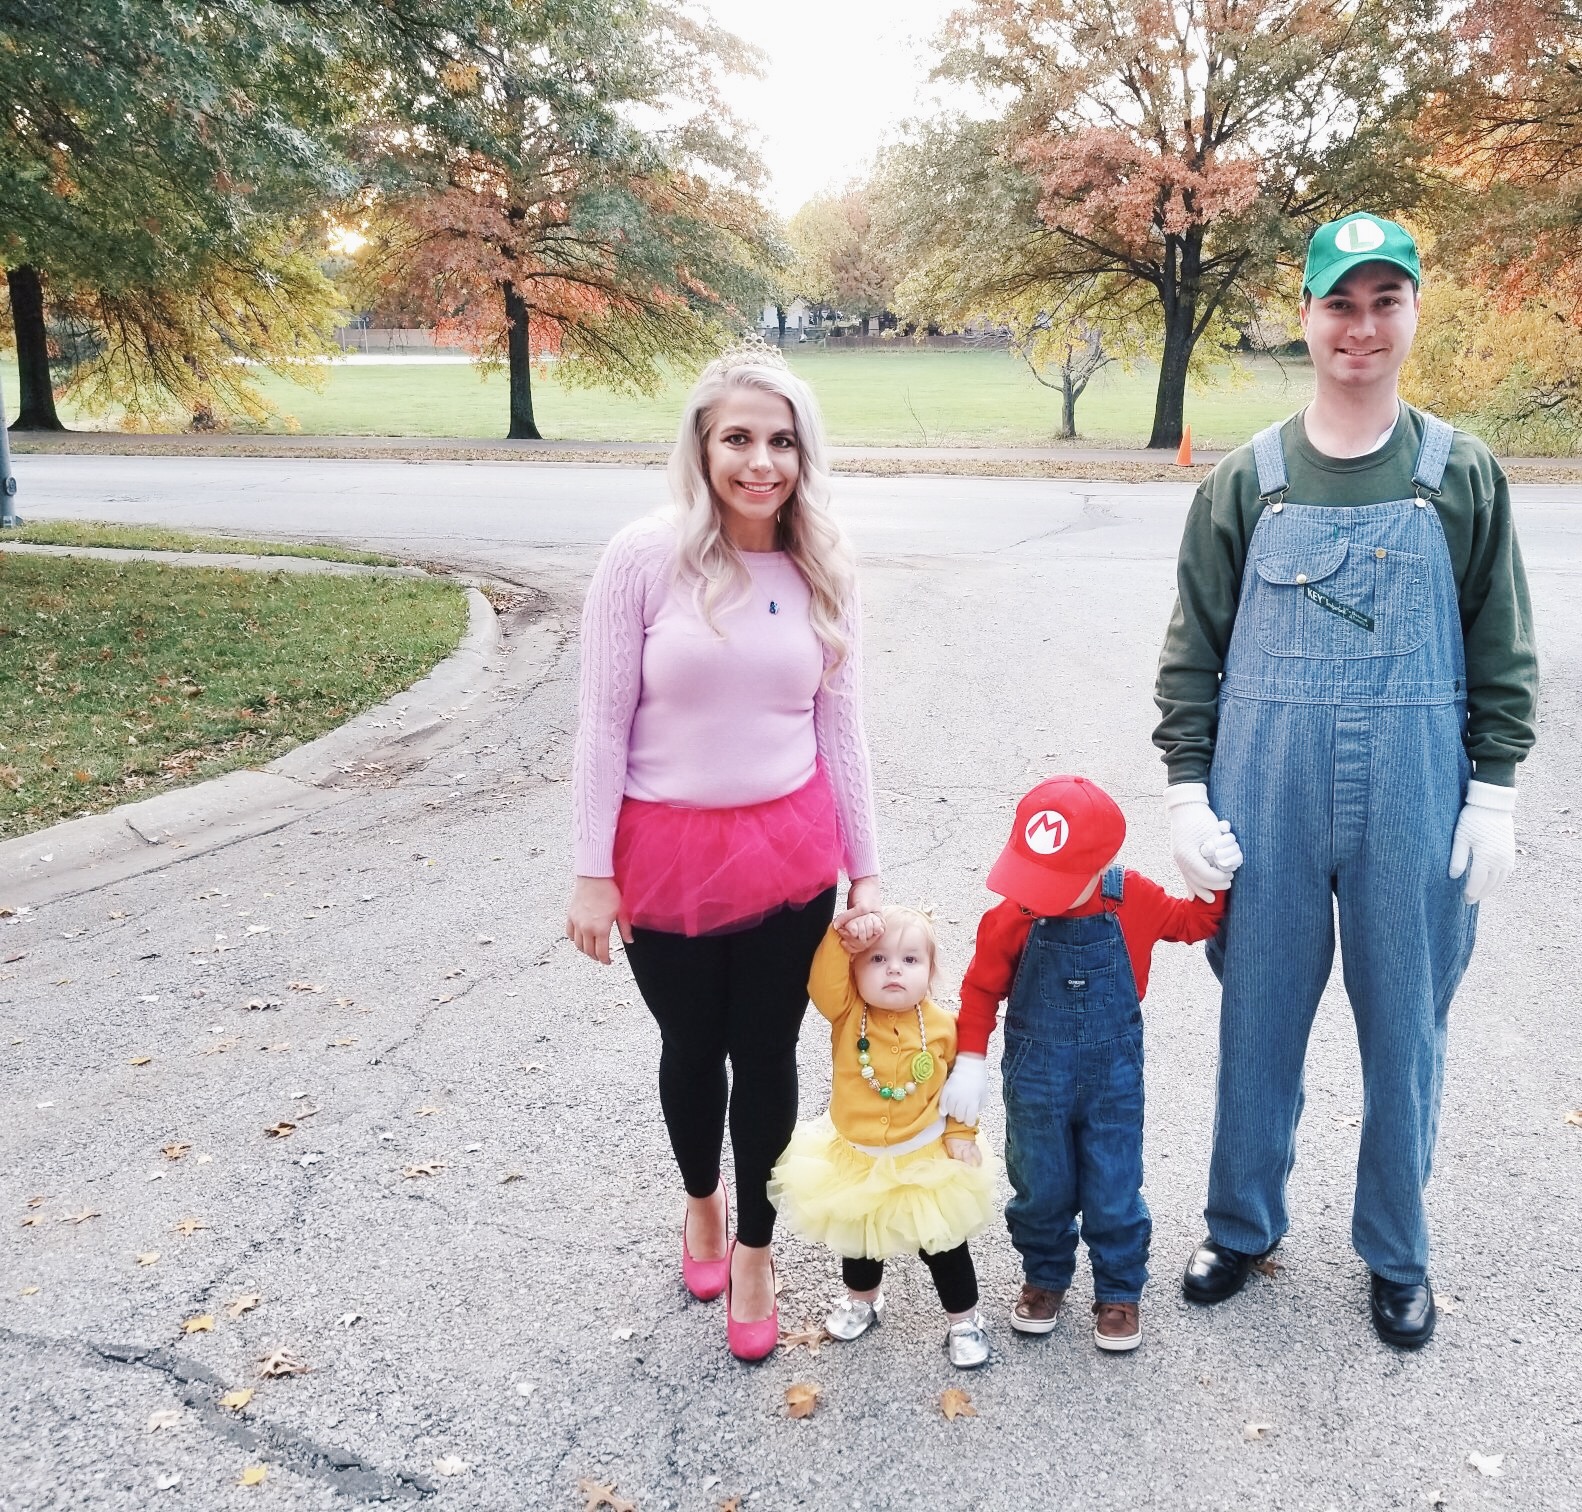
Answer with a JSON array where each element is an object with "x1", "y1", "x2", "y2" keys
[
  {"x1": 503, "y1": 281, "x2": 541, "y2": 440},
  {"x1": 1148, "y1": 235, "x2": 1204, "y2": 450},
  {"x1": 1060, "y1": 376, "x2": 1077, "y2": 439},
  {"x1": 6, "y1": 265, "x2": 66, "y2": 431},
  {"x1": 1148, "y1": 307, "x2": 1196, "y2": 449}
]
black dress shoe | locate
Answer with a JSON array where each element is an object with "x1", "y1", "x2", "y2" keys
[
  {"x1": 1369, "y1": 1273, "x2": 1436, "y2": 1349},
  {"x1": 1181, "y1": 1237, "x2": 1273, "y2": 1305}
]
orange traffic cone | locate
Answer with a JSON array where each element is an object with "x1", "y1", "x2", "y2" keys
[{"x1": 1175, "y1": 425, "x2": 1193, "y2": 466}]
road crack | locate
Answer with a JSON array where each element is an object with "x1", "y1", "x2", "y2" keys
[{"x1": 1, "y1": 1326, "x2": 436, "y2": 1502}]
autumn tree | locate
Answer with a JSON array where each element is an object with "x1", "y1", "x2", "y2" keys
[
  {"x1": 0, "y1": 1, "x2": 372, "y2": 428},
  {"x1": 355, "y1": 1, "x2": 776, "y2": 440},
  {"x1": 935, "y1": 0, "x2": 1451, "y2": 448},
  {"x1": 785, "y1": 189, "x2": 896, "y2": 332},
  {"x1": 0, "y1": 0, "x2": 497, "y2": 429},
  {"x1": 877, "y1": 118, "x2": 1155, "y2": 438},
  {"x1": 1402, "y1": 3, "x2": 1582, "y2": 443}
]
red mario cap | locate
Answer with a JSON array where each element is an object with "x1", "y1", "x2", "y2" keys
[{"x1": 986, "y1": 775, "x2": 1127, "y2": 916}]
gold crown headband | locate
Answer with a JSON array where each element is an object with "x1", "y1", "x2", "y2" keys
[{"x1": 709, "y1": 332, "x2": 790, "y2": 373}]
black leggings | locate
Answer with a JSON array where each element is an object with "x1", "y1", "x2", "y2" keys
[
  {"x1": 843, "y1": 1244, "x2": 979, "y2": 1316},
  {"x1": 624, "y1": 887, "x2": 836, "y2": 1247}
]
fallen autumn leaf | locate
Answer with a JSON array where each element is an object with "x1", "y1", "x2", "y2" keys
[
  {"x1": 577, "y1": 1480, "x2": 637, "y2": 1512},
  {"x1": 778, "y1": 1322, "x2": 830, "y2": 1356},
  {"x1": 181, "y1": 1315, "x2": 215, "y2": 1335},
  {"x1": 785, "y1": 1382, "x2": 820, "y2": 1419},
  {"x1": 219, "y1": 1388, "x2": 254, "y2": 1412},
  {"x1": 1467, "y1": 1451, "x2": 1504, "y2": 1477},
  {"x1": 226, "y1": 1295, "x2": 262, "y2": 1319},
  {"x1": 257, "y1": 1348, "x2": 308, "y2": 1378},
  {"x1": 940, "y1": 1387, "x2": 978, "y2": 1420}
]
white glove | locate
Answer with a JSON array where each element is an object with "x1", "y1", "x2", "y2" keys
[
  {"x1": 937, "y1": 1053, "x2": 988, "y2": 1125},
  {"x1": 1449, "y1": 780, "x2": 1516, "y2": 903},
  {"x1": 1166, "y1": 783, "x2": 1239, "y2": 901},
  {"x1": 1204, "y1": 820, "x2": 1243, "y2": 876}
]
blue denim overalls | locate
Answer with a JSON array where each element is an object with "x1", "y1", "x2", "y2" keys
[
  {"x1": 1003, "y1": 866, "x2": 1150, "y2": 1303},
  {"x1": 1204, "y1": 415, "x2": 1477, "y2": 1284}
]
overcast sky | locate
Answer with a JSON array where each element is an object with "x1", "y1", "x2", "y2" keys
[{"x1": 700, "y1": 0, "x2": 964, "y2": 216}]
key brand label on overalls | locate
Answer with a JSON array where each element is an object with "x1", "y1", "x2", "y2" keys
[
  {"x1": 1303, "y1": 584, "x2": 1375, "y2": 631},
  {"x1": 1023, "y1": 810, "x2": 1069, "y2": 855}
]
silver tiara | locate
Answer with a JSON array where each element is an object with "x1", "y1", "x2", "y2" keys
[{"x1": 709, "y1": 332, "x2": 790, "y2": 373}]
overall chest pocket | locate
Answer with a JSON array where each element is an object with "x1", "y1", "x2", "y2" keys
[{"x1": 1251, "y1": 538, "x2": 1427, "y2": 659}]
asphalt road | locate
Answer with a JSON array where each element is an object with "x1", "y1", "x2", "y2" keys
[{"x1": 3, "y1": 458, "x2": 1580, "y2": 1511}]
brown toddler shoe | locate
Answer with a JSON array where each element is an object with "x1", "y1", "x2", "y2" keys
[
  {"x1": 1092, "y1": 1300, "x2": 1142, "y2": 1352},
  {"x1": 1010, "y1": 1284, "x2": 1067, "y2": 1335}
]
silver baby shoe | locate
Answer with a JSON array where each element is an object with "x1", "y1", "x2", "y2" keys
[
  {"x1": 825, "y1": 1292, "x2": 886, "y2": 1341},
  {"x1": 945, "y1": 1310, "x2": 992, "y2": 1369}
]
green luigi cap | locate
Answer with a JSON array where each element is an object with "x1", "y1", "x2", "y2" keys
[{"x1": 1303, "y1": 213, "x2": 1421, "y2": 298}]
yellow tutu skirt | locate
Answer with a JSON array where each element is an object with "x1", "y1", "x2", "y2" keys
[{"x1": 768, "y1": 1113, "x2": 999, "y2": 1260}]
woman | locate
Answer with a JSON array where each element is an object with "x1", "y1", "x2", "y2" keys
[{"x1": 566, "y1": 345, "x2": 880, "y2": 1361}]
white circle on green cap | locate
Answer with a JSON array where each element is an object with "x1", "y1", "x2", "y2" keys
[{"x1": 1335, "y1": 219, "x2": 1387, "y2": 254}]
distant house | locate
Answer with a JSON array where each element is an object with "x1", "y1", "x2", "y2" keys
[{"x1": 759, "y1": 299, "x2": 816, "y2": 342}]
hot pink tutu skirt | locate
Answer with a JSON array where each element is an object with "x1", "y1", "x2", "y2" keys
[{"x1": 613, "y1": 765, "x2": 841, "y2": 937}]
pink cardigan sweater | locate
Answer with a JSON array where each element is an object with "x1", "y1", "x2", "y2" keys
[{"x1": 572, "y1": 517, "x2": 880, "y2": 881}]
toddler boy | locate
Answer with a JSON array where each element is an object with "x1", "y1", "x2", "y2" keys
[{"x1": 938, "y1": 775, "x2": 1239, "y2": 1351}]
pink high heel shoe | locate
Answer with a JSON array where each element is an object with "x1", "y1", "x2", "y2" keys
[
  {"x1": 725, "y1": 1239, "x2": 779, "y2": 1362},
  {"x1": 681, "y1": 1180, "x2": 730, "y2": 1301}
]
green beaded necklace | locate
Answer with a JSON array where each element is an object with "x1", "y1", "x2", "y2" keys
[{"x1": 856, "y1": 1002, "x2": 937, "y2": 1101}]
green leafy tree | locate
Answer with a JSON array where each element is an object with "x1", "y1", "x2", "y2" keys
[
  {"x1": 0, "y1": 0, "x2": 496, "y2": 429},
  {"x1": 353, "y1": 0, "x2": 777, "y2": 440},
  {"x1": 786, "y1": 188, "x2": 895, "y2": 332},
  {"x1": 935, "y1": 0, "x2": 1450, "y2": 448}
]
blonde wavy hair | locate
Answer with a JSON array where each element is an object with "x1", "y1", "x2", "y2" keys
[{"x1": 665, "y1": 357, "x2": 855, "y2": 671}]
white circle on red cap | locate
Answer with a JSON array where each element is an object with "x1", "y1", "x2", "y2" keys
[
  {"x1": 1335, "y1": 219, "x2": 1386, "y2": 254},
  {"x1": 1023, "y1": 810, "x2": 1069, "y2": 855}
]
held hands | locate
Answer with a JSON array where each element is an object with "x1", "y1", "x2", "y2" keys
[
  {"x1": 944, "y1": 1136, "x2": 983, "y2": 1168},
  {"x1": 937, "y1": 1053, "x2": 988, "y2": 1125},
  {"x1": 1166, "y1": 783, "x2": 1244, "y2": 901},
  {"x1": 565, "y1": 876, "x2": 632, "y2": 965},
  {"x1": 1449, "y1": 780, "x2": 1516, "y2": 903},
  {"x1": 833, "y1": 875, "x2": 883, "y2": 949}
]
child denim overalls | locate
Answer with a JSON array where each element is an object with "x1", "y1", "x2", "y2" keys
[
  {"x1": 1203, "y1": 414, "x2": 1478, "y2": 1284},
  {"x1": 1002, "y1": 866, "x2": 1150, "y2": 1303}
]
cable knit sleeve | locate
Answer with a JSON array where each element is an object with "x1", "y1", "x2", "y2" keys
[
  {"x1": 814, "y1": 577, "x2": 880, "y2": 880},
  {"x1": 571, "y1": 521, "x2": 669, "y2": 876}
]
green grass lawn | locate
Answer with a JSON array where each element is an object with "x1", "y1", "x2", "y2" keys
[
  {"x1": 7, "y1": 519, "x2": 398, "y2": 565},
  {"x1": 0, "y1": 554, "x2": 466, "y2": 839},
  {"x1": 4, "y1": 350, "x2": 1315, "y2": 450}
]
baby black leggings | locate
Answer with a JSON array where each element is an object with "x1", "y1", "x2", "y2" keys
[{"x1": 842, "y1": 1243, "x2": 979, "y2": 1315}]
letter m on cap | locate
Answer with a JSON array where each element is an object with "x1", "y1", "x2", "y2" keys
[{"x1": 1024, "y1": 810, "x2": 1069, "y2": 855}]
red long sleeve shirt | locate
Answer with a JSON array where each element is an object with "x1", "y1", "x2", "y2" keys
[{"x1": 956, "y1": 870, "x2": 1225, "y2": 1055}]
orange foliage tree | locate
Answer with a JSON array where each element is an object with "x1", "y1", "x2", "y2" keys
[
  {"x1": 936, "y1": 0, "x2": 1450, "y2": 447},
  {"x1": 1419, "y1": 1, "x2": 1582, "y2": 306},
  {"x1": 356, "y1": 2, "x2": 775, "y2": 439}
]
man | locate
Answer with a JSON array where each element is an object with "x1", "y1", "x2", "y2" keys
[{"x1": 1153, "y1": 213, "x2": 1538, "y2": 1348}]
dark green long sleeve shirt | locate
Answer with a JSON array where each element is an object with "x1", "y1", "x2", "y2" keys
[{"x1": 1153, "y1": 405, "x2": 1538, "y2": 787}]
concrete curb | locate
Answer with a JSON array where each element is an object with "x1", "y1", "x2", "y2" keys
[{"x1": 1, "y1": 561, "x2": 503, "y2": 909}]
